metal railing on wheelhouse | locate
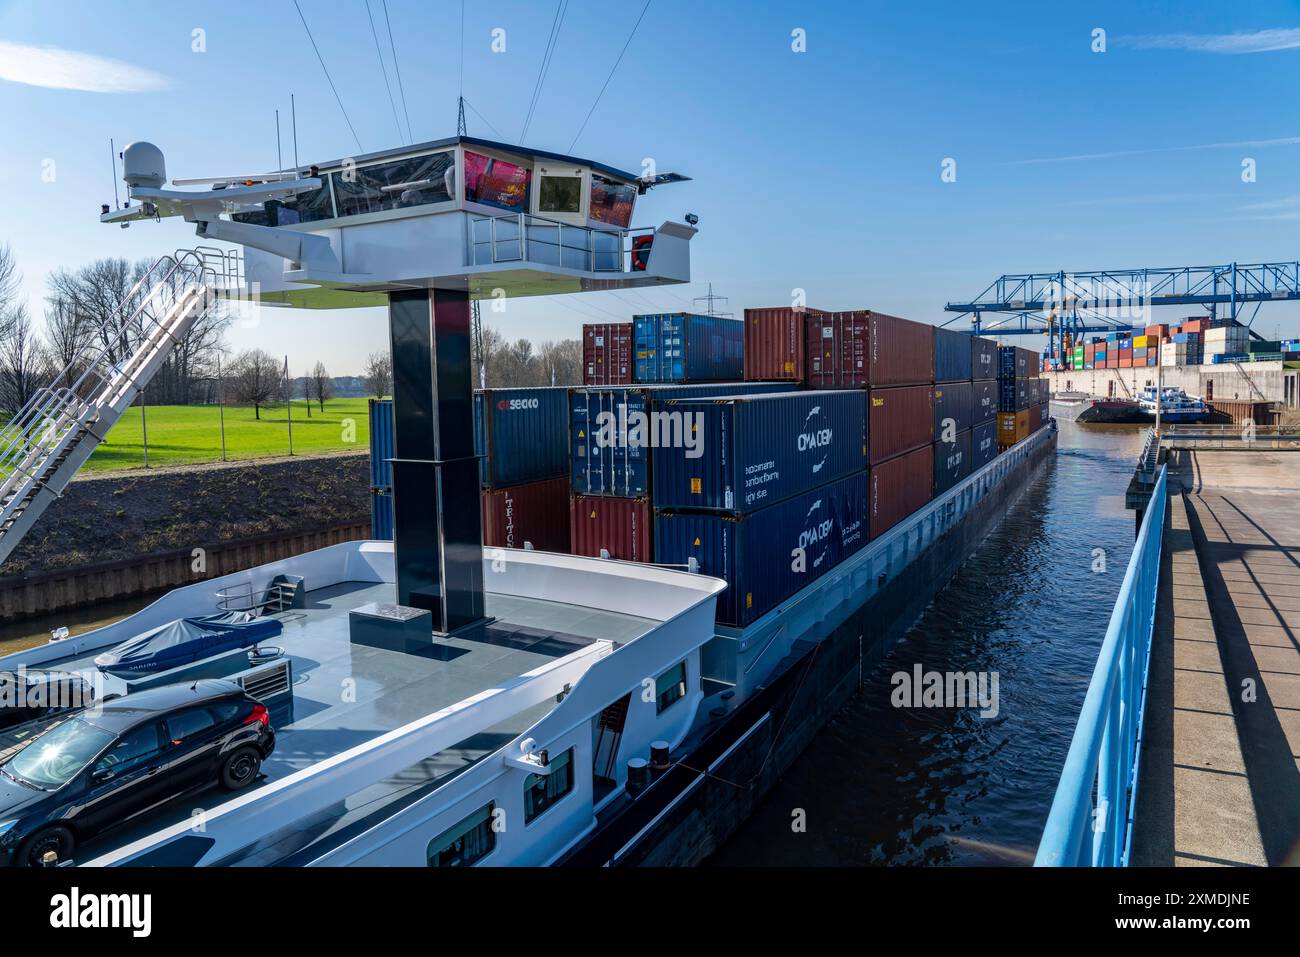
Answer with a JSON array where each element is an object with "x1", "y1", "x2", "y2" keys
[{"x1": 1036, "y1": 463, "x2": 1167, "y2": 866}]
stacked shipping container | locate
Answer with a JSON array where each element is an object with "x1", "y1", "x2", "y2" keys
[
  {"x1": 632, "y1": 313, "x2": 744, "y2": 383},
  {"x1": 996, "y1": 346, "x2": 1043, "y2": 450},
  {"x1": 582, "y1": 322, "x2": 633, "y2": 385}
]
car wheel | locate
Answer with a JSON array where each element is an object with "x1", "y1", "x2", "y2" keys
[
  {"x1": 219, "y1": 747, "x2": 262, "y2": 791},
  {"x1": 17, "y1": 825, "x2": 75, "y2": 867}
]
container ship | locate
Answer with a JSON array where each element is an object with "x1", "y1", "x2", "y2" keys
[{"x1": 0, "y1": 135, "x2": 1053, "y2": 868}]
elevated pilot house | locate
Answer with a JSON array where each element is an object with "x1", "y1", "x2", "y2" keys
[{"x1": 231, "y1": 136, "x2": 690, "y2": 308}]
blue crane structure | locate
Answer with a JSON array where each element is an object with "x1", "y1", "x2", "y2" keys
[{"x1": 943, "y1": 261, "x2": 1292, "y2": 362}]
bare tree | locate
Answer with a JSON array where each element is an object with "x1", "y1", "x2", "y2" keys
[
  {"x1": 364, "y1": 351, "x2": 392, "y2": 398},
  {"x1": 0, "y1": 243, "x2": 21, "y2": 344},
  {"x1": 230, "y1": 348, "x2": 281, "y2": 419},
  {"x1": 309, "y1": 360, "x2": 335, "y2": 411},
  {"x1": 0, "y1": 307, "x2": 51, "y2": 414}
]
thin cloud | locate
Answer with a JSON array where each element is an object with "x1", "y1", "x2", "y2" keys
[
  {"x1": 1007, "y1": 135, "x2": 1300, "y2": 166},
  {"x1": 0, "y1": 40, "x2": 169, "y2": 92},
  {"x1": 1118, "y1": 28, "x2": 1300, "y2": 55}
]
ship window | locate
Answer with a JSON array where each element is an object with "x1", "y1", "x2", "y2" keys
[
  {"x1": 464, "y1": 150, "x2": 531, "y2": 212},
  {"x1": 232, "y1": 178, "x2": 336, "y2": 226},
  {"x1": 332, "y1": 151, "x2": 455, "y2": 217},
  {"x1": 524, "y1": 748, "x2": 574, "y2": 824},
  {"x1": 590, "y1": 174, "x2": 635, "y2": 227},
  {"x1": 427, "y1": 802, "x2": 497, "y2": 867},
  {"x1": 655, "y1": 660, "x2": 688, "y2": 714},
  {"x1": 538, "y1": 174, "x2": 582, "y2": 214}
]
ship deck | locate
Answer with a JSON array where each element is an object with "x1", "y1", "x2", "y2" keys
[{"x1": 51, "y1": 579, "x2": 654, "y2": 864}]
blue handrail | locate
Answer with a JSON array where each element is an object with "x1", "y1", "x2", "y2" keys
[{"x1": 1035, "y1": 464, "x2": 1167, "y2": 866}]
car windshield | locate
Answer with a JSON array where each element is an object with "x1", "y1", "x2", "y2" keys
[{"x1": 4, "y1": 717, "x2": 114, "y2": 789}]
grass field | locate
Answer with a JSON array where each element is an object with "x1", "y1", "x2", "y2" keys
[{"x1": 81, "y1": 398, "x2": 375, "y2": 471}]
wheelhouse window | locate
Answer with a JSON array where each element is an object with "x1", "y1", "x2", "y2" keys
[
  {"x1": 427, "y1": 802, "x2": 497, "y2": 867},
  {"x1": 655, "y1": 660, "x2": 688, "y2": 714},
  {"x1": 232, "y1": 179, "x2": 335, "y2": 226},
  {"x1": 538, "y1": 173, "x2": 582, "y2": 215},
  {"x1": 464, "y1": 150, "x2": 530, "y2": 212},
  {"x1": 590, "y1": 174, "x2": 635, "y2": 227},
  {"x1": 524, "y1": 748, "x2": 574, "y2": 823},
  {"x1": 332, "y1": 151, "x2": 455, "y2": 217}
]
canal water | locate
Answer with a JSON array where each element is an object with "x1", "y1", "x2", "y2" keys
[
  {"x1": 710, "y1": 420, "x2": 1147, "y2": 866},
  {"x1": 0, "y1": 594, "x2": 157, "y2": 654}
]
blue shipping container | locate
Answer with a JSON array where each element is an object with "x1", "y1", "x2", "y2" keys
[
  {"x1": 369, "y1": 399, "x2": 394, "y2": 488},
  {"x1": 998, "y1": 379, "x2": 1030, "y2": 412},
  {"x1": 651, "y1": 390, "x2": 868, "y2": 513},
  {"x1": 933, "y1": 380, "x2": 974, "y2": 435},
  {"x1": 655, "y1": 471, "x2": 869, "y2": 627},
  {"x1": 570, "y1": 382, "x2": 789, "y2": 498},
  {"x1": 971, "y1": 418, "x2": 997, "y2": 469},
  {"x1": 934, "y1": 327, "x2": 974, "y2": 383},
  {"x1": 972, "y1": 379, "x2": 997, "y2": 423},
  {"x1": 971, "y1": 336, "x2": 998, "y2": 380},
  {"x1": 933, "y1": 430, "x2": 973, "y2": 495},
  {"x1": 633, "y1": 313, "x2": 744, "y2": 383},
  {"x1": 371, "y1": 488, "x2": 393, "y2": 540},
  {"x1": 473, "y1": 387, "x2": 569, "y2": 488}
]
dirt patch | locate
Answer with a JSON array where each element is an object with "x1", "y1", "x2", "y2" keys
[{"x1": 1, "y1": 451, "x2": 372, "y2": 577}]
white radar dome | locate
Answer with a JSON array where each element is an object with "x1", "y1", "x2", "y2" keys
[{"x1": 122, "y1": 142, "x2": 166, "y2": 190}]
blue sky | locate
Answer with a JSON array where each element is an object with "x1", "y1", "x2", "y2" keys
[{"x1": 3, "y1": 0, "x2": 1300, "y2": 373}]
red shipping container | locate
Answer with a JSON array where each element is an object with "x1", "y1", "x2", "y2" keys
[
  {"x1": 1145, "y1": 324, "x2": 1168, "y2": 337},
  {"x1": 868, "y1": 384, "x2": 933, "y2": 465},
  {"x1": 806, "y1": 311, "x2": 867, "y2": 388},
  {"x1": 1183, "y1": 318, "x2": 1207, "y2": 334},
  {"x1": 870, "y1": 444, "x2": 933, "y2": 539},
  {"x1": 481, "y1": 477, "x2": 571, "y2": 553},
  {"x1": 1028, "y1": 403, "x2": 1043, "y2": 433},
  {"x1": 805, "y1": 311, "x2": 933, "y2": 389},
  {"x1": 583, "y1": 322, "x2": 633, "y2": 385},
  {"x1": 1119, "y1": 357, "x2": 1134, "y2": 368},
  {"x1": 743, "y1": 306, "x2": 823, "y2": 381},
  {"x1": 570, "y1": 495, "x2": 651, "y2": 563}
]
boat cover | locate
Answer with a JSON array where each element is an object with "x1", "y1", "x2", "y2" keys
[{"x1": 94, "y1": 612, "x2": 282, "y2": 678}]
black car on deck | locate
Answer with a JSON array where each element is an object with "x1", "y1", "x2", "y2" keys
[{"x1": 0, "y1": 679, "x2": 275, "y2": 866}]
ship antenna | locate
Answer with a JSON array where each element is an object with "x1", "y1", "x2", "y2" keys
[{"x1": 109, "y1": 137, "x2": 120, "y2": 210}]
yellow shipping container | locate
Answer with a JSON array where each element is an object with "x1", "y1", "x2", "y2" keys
[
  {"x1": 1132, "y1": 334, "x2": 1154, "y2": 348},
  {"x1": 997, "y1": 410, "x2": 1030, "y2": 449}
]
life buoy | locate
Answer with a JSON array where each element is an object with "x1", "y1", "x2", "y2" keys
[{"x1": 631, "y1": 234, "x2": 653, "y2": 271}]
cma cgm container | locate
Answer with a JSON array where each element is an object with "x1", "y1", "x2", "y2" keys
[
  {"x1": 570, "y1": 382, "x2": 788, "y2": 497},
  {"x1": 655, "y1": 471, "x2": 868, "y2": 627},
  {"x1": 997, "y1": 345, "x2": 1032, "y2": 379},
  {"x1": 934, "y1": 327, "x2": 974, "y2": 382},
  {"x1": 971, "y1": 418, "x2": 997, "y2": 469},
  {"x1": 570, "y1": 495, "x2": 651, "y2": 562},
  {"x1": 870, "y1": 444, "x2": 933, "y2": 539},
  {"x1": 369, "y1": 399, "x2": 394, "y2": 488},
  {"x1": 933, "y1": 380, "x2": 973, "y2": 435},
  {"x1": 998, "y1": 378, "x2": 1031, "y2": 412},
  {"x1": 933, "y1": 429, "x2": 973, "y2": 496},
  {"x1": 652, "y1": 390, "x2": 867, "y2": 513},
  {"x1": 806, "y1": 310, "x2": 933, "y2": 388},
  {"x1": 972, "y1": 336, "x2": 998, "y2": 380},
  {"x1": 474, "y1": 387, "x2": 568, "y2": 488},
  {"x1": 633, "y1": 313, "x2": 743, "y2": 383},
  {"x1": 868, "y1": 384, "x2": 933, "y2": 465},
  {"x1": 744, "y1": 306, "x2": 822, "y2": 381},
  {"x1": 481, "y1": 477, "x2": 570, "y2": 552},
  {"x1": 972, "y1": 379, "x2": 997, "y2": 423},
  {"x1": 583, "y1": 322, "x2": 633, "y2": 385}
]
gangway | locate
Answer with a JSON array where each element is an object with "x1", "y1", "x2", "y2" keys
[{"x1": 0, "y1": 248, "x2": 237, "y2": 565}]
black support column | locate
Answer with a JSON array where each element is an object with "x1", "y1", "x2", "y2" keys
[{"x1": 388, "y1": 287, "x2": 486, "y2": 633}]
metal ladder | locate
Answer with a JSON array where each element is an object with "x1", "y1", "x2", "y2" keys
[{"x1": 0, "y1": 248, "x2": 235, "y2": 566}]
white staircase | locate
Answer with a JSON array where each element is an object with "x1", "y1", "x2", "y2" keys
[{"x1": 0, "y1": 248, "x2": 237, "y2": 566}]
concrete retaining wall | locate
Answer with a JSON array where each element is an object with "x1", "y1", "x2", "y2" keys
[
  {"x1": 1047, "y1": 362, "x2": 1298, "y2": 406},
  {"x1": 0, "y1": 452, "x2": 371, "y2": 623}
]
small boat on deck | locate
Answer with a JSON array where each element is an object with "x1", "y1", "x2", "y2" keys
[{"x1": 94, "y1": 612, "x2": 283, "y2": 679}]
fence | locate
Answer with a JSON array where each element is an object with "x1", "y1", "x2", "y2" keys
[{"x1": 1035, "y1": 463, "x2": 1167, "y2": 866}]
